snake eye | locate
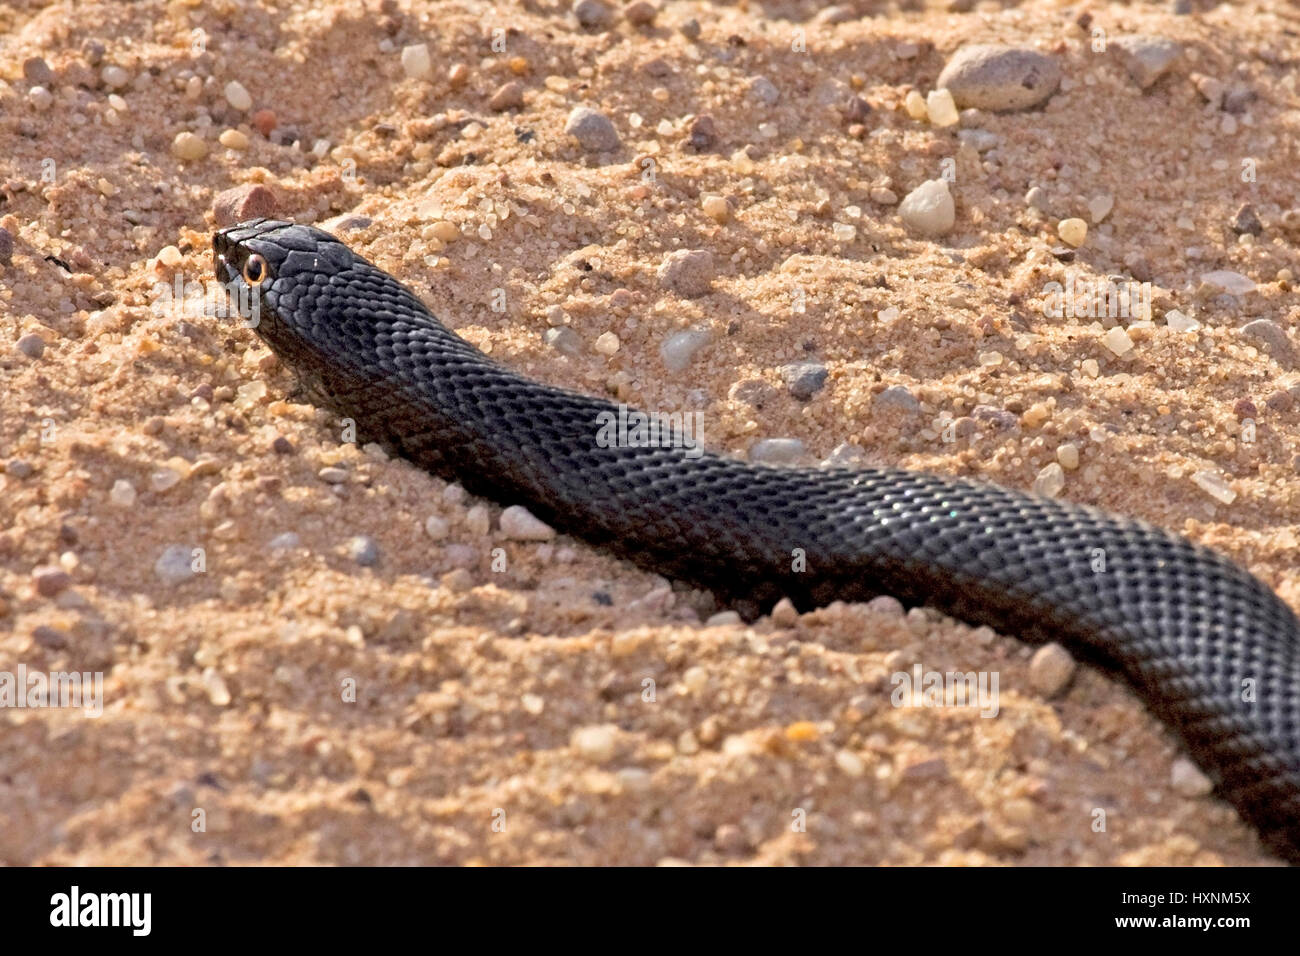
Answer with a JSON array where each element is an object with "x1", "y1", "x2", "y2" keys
[{"x1": 242, "y1": 253, "x2": 268, "y2": 286}]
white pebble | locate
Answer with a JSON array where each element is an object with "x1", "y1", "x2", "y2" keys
[
  {"x1": 1028, "y1": 643, "x2": 1075, "y2": 697},
  {"x1": 223, "y1": 80, "x2": 252, "y2": 111},
  {"x1": 898, "y1": 179, "x2": 955, "y2": 237},
  {"x1": 499, "y1": 505, "x2": 556, "y2": 541},
  {"x1": 401, "y1": 43, "x2": 432, "y2": 80}
]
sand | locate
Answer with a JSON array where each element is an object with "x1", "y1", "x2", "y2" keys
[{"x1": 1, "y1": 0, "x2": 1298, "y2": 865}]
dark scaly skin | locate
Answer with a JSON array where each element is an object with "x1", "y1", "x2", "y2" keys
[{"x1": 215, "y1": 219, "x2": 1300, "y2": 862}]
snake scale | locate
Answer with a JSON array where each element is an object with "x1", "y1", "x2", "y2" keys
[{"x1": 215, "y1": 218, "x2": 1300, "y2": 862}]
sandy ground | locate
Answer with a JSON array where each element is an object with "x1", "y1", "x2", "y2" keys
[{"x1": 2, "y1": 0, "x2": 1298, "y2": 865}]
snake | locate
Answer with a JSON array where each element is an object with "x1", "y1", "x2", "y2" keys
[{"x1": 214, "y1": 217, "x2": 1300, "y2": 863}]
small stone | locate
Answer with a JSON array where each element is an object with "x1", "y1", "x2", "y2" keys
[
  {"x1": 269, "y1": 532, "x2": 300, "y2": 550},
  {"x1": 572, "y1": 724, "x2": 618, "y2": 763},
  {"x1": 544, "y1": 327, "x2": 582, "y2": 355},
  {"x1": 935, "y1": 44, "x2": 1061, "y2": 112},
  {"x1": 1164, "y1": 309, "x2": 1200, "y2": 332},
  {"x1": 500, "y1": 505, "x2": 556, "y2": 541},
  {"x1": 28, "y1": 86, "x2": 53, "y2": 110},
  {"x1": 565, "y1": 106, "x2": 620, "y2": 152},
  {"x1": 904, "y1": 90, "x2": 928, "y2": 120},
  {"x1": 749, "y1": 76, "x2": 780, "y2": 106},
  {"x1": 465, "y1": 504, "x2": 491, "y2": 536},
  {"x1": 252, "y1": 109, "x2": 277, "y2": 137},
  {"x1": 1033, "y1": 462, "x2": 1066, "y2": 498},
  {"x1": 1028, "y1": 643, "x2": 1075, "y2": 697},
  {"x1": 23, "y1": 57, "x2": 54, "y2": 86},
  {"x1": 423, "y1": 515, "x2": 450, "y2": 540},
  {"x1": 593, "y1": 331, "x2": 620, "y2": 356},
  {"x1": 1111, "y1": 35, "x2": 1182, "y2": 90},
  {"x1": 770, "y1": 597, "x2": 799, "y2": 627},
  {"x1": 680, "y1": 17, "x2": 700, "y2": 40},
  {"x1": 1088, "y1": 195, "x2": 1114, "y2": 223},
  {"x1": 659, "y1": 329, "x2": 711, "y2": 371},
  {"x1": 835, "y1": 749, "x2": 866, "y2": 777},
  {"x1": 574, "y1": 0, "x2": 613, "y2": 28},
  {"x1": 714, "y1": 824, "x2": 749, "y2": 854},
  {"x1": 1231, "y1": 204, "x2": 1263, "y2": 237},
  {"x1": 154, "y1": 545, "x2": 197, "y2": 586},
  {"x1": 348, "y1": 535, "x2": 381, "y2": 567},
  {"x1": 1058, "y1": 218, "x2": 1088, "y2": 247},
  {"x1": 657, "y1": 249, "x2": 714, "y2": 297},
  {"x1": 1171, "y1": 757, "x2": 1214, "y2": 796},
  {"x1": 223, "y1": 80, "x2": 252, "y2": 111},
  {"x1": 100, "y1": 65, "x2": 129, "y2": 89},
  {"x1": 489, "y1": 81, "x2": 525, "y2": 111},
  {"x1": 624, "y1": 1, "x2": 657, "y2": 26},
  {"x1": 5, "y1": 459, "x2": 34, "y2": 479},
  {"x1": 779, "y1": 362, "x2": 828, "y2": 400},
  {"x1": 151, "y1": 467, "x2": 182, "y2": 493},
  {"x1": 701, "y1": 194, "x2": 729, "y2": 222},
  {"x1": 213, "y1": 184, "x2": 278, "y2": 228},
  {"x1": 202, "y1": 668, "x2": 231, "y2": 707},
  {"x1": 0, "y1": 227, "x2": 13, "y2": 265},
  {"x1": 1101, "y1": 326, "x2": 1134, "y2": 356},
  {"x1": 219, "y1": 129, "x2": 249, "y2": 150},
  {"x1": 706, "y1": 610, "x2": 742, "y2": 627},
  {"x1": 1192, "y1": 469, "x2": 1236, "y2": 505},
  {"x1": 1056, "y1": 443, "x2": 1080, "y2": 470},
  {"x1": 925, "y1": 88, "x2": 959, "y2": 126},
  {"x1": 898, "y1": 179, "x2": 955, "y2": 237},
  {"x1": 749, "y1": 438, "x2": 805, "y2": 464},
  {"x1": 109, "y1": 479, "x2": 137, "y2": 507},
  {"x1": 1241, "y1": 319, "x2": 1295, "y2": 365},
  {"x1": 172, "y1": 131, "x2": 208, "y2": 161},
  {"x1": 33, "y1": 566, "x2": 72, "y2": 597},
  {"x1": 16, "y1": 333, "x2": 45, "y2": 359},
  {"x1": 271, "y1": 436, "x2": 294, "y2": 455},
  {"x1": 867, "y1": 595, "x2": 905, "y2": 616},
  {"x1": 874, "y1": 384, "x2": 921, "y2": 414},
  {"x1": 686, "y1": 114, "x2": 717, "y2": 151},
  {"x1": 400, "y1": 43, "x2": 432, "y2": 79},
  {"x1": 1200, "y1": 270, "x2": 1255, "y2": 296},
  {"x1": 318, "y1": 466, "x2": 349, "y2": 484}
]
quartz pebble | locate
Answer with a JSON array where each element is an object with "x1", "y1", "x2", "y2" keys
[
  {"x1": 593, "y1": 331, "x2": 620, "y2": 355},
  {"x1": 565, "y1": 106, "x2": 620, "y2": 152},
  {"x1": 544, "y1": 327, "x2": 582, "y2": 355},
  {"x1": 1191, "y1": 469, "x2": 1236, "y2": 505},
  {"x1": 1033, "y1": 462, "x2": 1066, "y2": 498},
  {"x1": 224, "y1": 80, "x2": 252, "y2": 111},
  {"x1": 16, "y1": 333, "x2": 45, "y2": 359},
  {"x1": 874, "y1": 384, "x2": 920, "y2": 414},
  {"x1": 401, "y1": 43, "x2": 432, "y2": 79},
  {"x1": 109, "y1": 479, "x2": 137, "y2": 507},
  {"x1": 1171, "y1": 757, "x2": 1214, "y2": 796},
  {"x1": 779, "y1": 362, "x2": 828, "y2": 400},
  {"x1": 571, "y1": 724, "x2": 618, "y2": 762},
  {"x1": 155, "y1": 545, "x2": 197, "y2": 586},
  {"x1": 172, "y1": 131, "x2": 208, "y2": 161},
  {"x1": 657, "y1": 249, "x2": 714, "y2": 297},
  {"x1": 898, "y1": 179, "x2": 955, "y2": 237},
  {"x1": 749, "y1": 438, "x2": 805, "y2": 464},
  {"x1": 925, "y1": 88, "x2": 959, "y2": 126},
  {"x1": 348, "y1": 535, "x2": 381, "y2": 567},
  {"x1": 1101, "y1": 326, "x2": 1134, "y2": 356},
  {"x1": 1240, "y1": 319, "x2": 1295, "y2": 366},
  {"x1": 1111, "y1": 35, "x2": 1182, "y2": 90},
  {"x1": 1057, "y1": 218, "x2": 1088, "y2": 247},
  {"x1": 660, "y1": 329, "x2": 711, "y2": 371},
  {"x1": 423, "y1": 515, "x2": 450, "y2": 540},
  {"x1": 936, "y1": 44, "x2": 1060, "y2": 112},
  {"x1": 500, "y1": 505, "x2": 556, "y2": 541},
  {"x1": 1028, "y1": 643, "x2": 1075, "y2": 697}
]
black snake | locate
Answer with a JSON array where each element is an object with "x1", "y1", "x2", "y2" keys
[{"x1": 214, "y1": 218, "x2": 1300, "y2": 862}]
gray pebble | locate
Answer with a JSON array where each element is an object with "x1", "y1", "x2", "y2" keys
[
  {"x1": 154, "y1": 545, "x2": 197, "y2": 586},
  {"x1": 957, "y1": 128, "x2": 999, "y2": 152},
  {"x1": 573, "y1": 0, "x2": 613, "y2": 29},
  {"x1": 971, "y1": 404, "x2": 1018, "y2": 430},
  {"x1": 680, "y1": 18, "x2": 700, "y2": 40},
  {"x1": 1111, "y1": 35, "x2": 1182, "y2": 90},
  {"x1": 544, "y1": 327, "x2": 582, "y2": 355},
  {"x1": 269, "y1": 531, "x2": 301, "y2": 550},
  {"x1": 779, "y1": 362, "x2": 828, "y2": 400},
  {"x1": 16, "y1": 333, "x2": 45, "y2": 359},
  {"x1": 348, "y1": 535, "x2": 381, "y2": 567},
  {"x1": 936, "y1": 44, "x2": 1060, "y2": 111},
  {"x1": 6, "y1": 459, "x2": 35, "y2": 479},
  {"x1": 1241, "y1": 319, "x2": 1296, "y2": 366},
  {"x1": 749, "y1": 438, "x2": 805, "y2": 464},
  {"x1": 874, "y1": 384, "x2": 921, "y2": 414},
  {"x1": 1231, "y1": 204, "x2": 1262, "y2": 236},
  {"x1": 565, "y1": 106, "x2": 620, "y2": 152},
  {"x1": 749, "y1": 76, "x2": 780, "y2": 106},
  {"x1": 23, "y1": 57, "x2": 54, "y2": 86}
]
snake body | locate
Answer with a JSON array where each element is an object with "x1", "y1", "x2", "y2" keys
[{"x1": 215, "y1": 218, "x2": 1300, "y2": 862}]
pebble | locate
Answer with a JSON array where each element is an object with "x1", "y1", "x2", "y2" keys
[
  {"x1": 1056, "y1": 443, "x2": 1080, "y2": 470},
  {"x1": 16, "y1": 333, "x2": 45, "y2": 359},
  {"x1": 489, "y1": 81, "x2": 525, "y2": 111},
  {"x1": 749, "y1": 75, "x2": 780, "y2": 106},
  {"x1": 1240, "y1": 319, "x2": 1295, "y2": 365},
  {"x1": 100, "y1": 65, "x2": 129, "y2": 89},
  {"x1": 154, "y1": 545, "x2": 197, "y2": 586},
  {"x1": 268, "y1": 532, "x2": 301, "y2": 550},
  {"x1": 500, "y1": 505, "x2": 556, "y2": 541},
  {"x1": 573, "y1": 0, "x2": 613, "y2": 28},
  {"x1": 686, "y1": 114, "x2": 717, "y2": 151},
  {"x1": 1101, "y1": 326, "x2": 1134, "y2": 356},
  {"x1": 28, "y1": 86, "x2": 53, "y2": 110},
  {"x1": 935, "y1": 44, "x2": 1060, "y2": 111},
  {"x1": 898, "y1": 179, "x2": 955, "y2": 237},
  {"x1": 770, "y1": 597, "x2": 799, "y2": 627},
  {"x1": 701, "y1": 194, "x2": 729, "y2": 222},
  {"x1": 749, "y1": 438, "x2": 805, "y2": 464},
  {"x1": 1028, "y1": 643, "x2": 1075, "y2": 697},
  {"x1": 1057, "y1": 218, "x2": 1088, "y2": 247},
  {"x1": 219, "y1": 129, "x2": 249, "y2": 150},
  {"x1": 1164, "y1": 309, "x2": 1199, "y2": 332},
  {"x1": 593, "y1": 331, "x2": 620, "y2": 356},
  {"x1": 24, "y1": 57, "x2": 54, "y2": 86},
  {"x1": 348, "y1": 535, "x2": 381, "y2": 567},
  {"x1": 706, "y1": 610, "x2": 742, "y2": 626},
  {"x1": 213, "y1": 184, "x2": 278, "y2": 228},
  {"x1": 1170, "y1": 757, "x2": 1214, "y2": 796},
  {"x1": 957, "y1": 128, "x2": 999, "y2": 152},
  {"x1": 423, "y1": 515, "x2": 450, "y2": 540},
  {"x1": 1192, "y1": 469, "x2": 1236, "y2": 505},
  {"x1": 867, "y1": 595, "x2": 905, "y2": 616},
  {"x1": 223, "y1": 80, "x2": 253, "y2": 112},
  {"x1": 172, "y1": 131, "x2": 208, "y2": 161},
  {"x1": 624, "y1": 1, "x2": 657, "y2": 26},
  {"x1": 33, "y1": 566, "x2": 72, "y2": 597},
  {"x1": 1231, "y1": 204, "x2": 1263, "y2": 236},
  {"x1": 925, "y1": 88, "x2": 959, "y2": 126},
  {"x1": 657, "y1": 249, "x2": 714, "y2": 297},
  {"x1": 571, "y1": 724, "x2": 618, "y2": 763},
  {"x1": 874, "y1": 384, "x2": 921, "y2": 414},
  {"x1": 109, "y1": 479, "x2": 137, "y2": 507},
  {"x1": 202, "y1": 668, "x2": 232, "y2": 707},
  {"x1": 318, "y1": 466, "x2": 349, "y2": 484},
  {"x1": 544, "y1": 327, "x2": 582, "y2": 355},
  {"x1": 1200, "y1": 270, "x2": 1255, "y2": 295},
  {"x1": 904, "y1": 90, "x2": 928, "y2": 120},
  {"x1": 779, "y1": 362, "x2": 829, "y2": 400},
  {"x1": 659, "y1": 329, "x2": 712, "y2": 371},
  {"x1": 565, "y1": 106, "x2": 620, "y2": 152},
  {"x1": 680, "y1": 17, "x2": 700, "y2": 40},
  {"x1": 1111, "y1": 35, "x2": 1182, "y2": 90},
  {"x1": 1033, "y1": 462, "x2": 1066, "y2": 498},
  {"x1": 5, "y1": 459, "x2": 34, "y2": 479},
  {"x1": 465, "y1": 504, "x2": 491, "y2": 536},
  {"x1": 401, "y1": 43, "x2": 432, "y2": 80},
  {"x1": 0, "y1": 227, "x2": 13, "y2": 264},
  {"x1": 836, "y1": 750, "x2": 866, "y2": 778}
]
